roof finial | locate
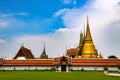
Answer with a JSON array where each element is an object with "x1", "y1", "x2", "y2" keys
[
  {"x1": 43, "y1": 41, "x2": 46, "y2": 54},
  {"x1": 21, "y1": 43, "x2": 24, "y2": 47}
]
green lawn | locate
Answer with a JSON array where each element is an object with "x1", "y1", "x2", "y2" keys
[{"x1": 0, "y1": 71, "x2": 119, "y2": 80}]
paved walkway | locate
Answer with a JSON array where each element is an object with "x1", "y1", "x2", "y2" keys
[{"x1": 106, "y1": 73, "x2": 120, "y2": 76}]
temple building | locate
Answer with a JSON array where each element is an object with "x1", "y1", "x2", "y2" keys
[
  {"x1": 13, "y1": 45, "x2": 34, "y2": 60},
  {"x1": 0, "y1": 17, "x2": 120, "y2": 72},
  {"x1": 66, "y1": 17, "x2": 103, "y2": 59}
]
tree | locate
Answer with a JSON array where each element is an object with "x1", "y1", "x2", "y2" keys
[
  {"x1": 108, "y1": 55, "x2": 118, "y2": 59},
  {"x1": 118, "y1": 65, "x2": 120, "y2": 73},
  {"x1": 104, "y1": 67, "x2": 108, "y2": 74},
  {"x1": 104, "y1": 67, "x2": 108, "y2": 71}
]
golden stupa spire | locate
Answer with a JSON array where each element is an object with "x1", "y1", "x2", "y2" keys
[
  {"x1": 80, "y1": 16, "x2": 99, "y2": 58},
  {"x1": 84, "y1": 16, "x2": 92, "y2": 42}
]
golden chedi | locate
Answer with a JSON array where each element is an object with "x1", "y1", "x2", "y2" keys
[
  {"x1": 67, "y1": 17, "x2": 103, "y2": 58},
  {"x1": 78, "y1": 17, "x2": 103, "y2": 58}
]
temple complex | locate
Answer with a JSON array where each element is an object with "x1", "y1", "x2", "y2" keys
[{"x1": 0, "y1": 17, "x2": 120, "y2": 72}]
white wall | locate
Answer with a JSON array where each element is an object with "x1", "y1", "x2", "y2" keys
[
  {"x1": 0, "y1": 66, "x2": 54, "y2": 70},
  {"x1": 71, "y1": 66, "x2": 118, "y2": 71},
  {"x1": 0, "y1": 66, "x2": 119, "y2": 71}
]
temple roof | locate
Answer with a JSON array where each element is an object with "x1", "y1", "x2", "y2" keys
[
  {"x1": 72, "y1": 59, "x2": 120, "y2": 66},
  {"x1": 13, "y1": 46, "x2": 34, "y2": 59},
  {"x1": 67, "y1": 48, "x2": 77, "y2": 54},
  {"x1": 54, "y1": 57, "x2": 72, "y2": 65},
  {"x1": 66, "y1": 48, "x2": 77, "y2": 58},
  {"x1": 2, "y1": 58, "x2": 120, "y2": 67},
  {"x1": 3, "y1": 59, "x2": 53, "y2": 66}
]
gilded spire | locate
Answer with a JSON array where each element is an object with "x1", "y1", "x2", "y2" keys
[
  {"x1": 84, "y1": 16, "x2": 92, "y2": 42},
  {"x1": 80, "y1": 16, "x2": 99, "y2": 58}
]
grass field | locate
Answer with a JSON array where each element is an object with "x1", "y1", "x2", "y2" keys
[{"x1": 0, "y1": 71, "x2": 120, "y2": 80}]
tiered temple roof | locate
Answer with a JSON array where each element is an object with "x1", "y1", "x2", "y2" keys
[
  {"x1": 66, "y1": 48, "x2": 77, "y2": 58},
  {"x1": 54, "y1": 56, "x2": 72, "y2": 65},
  {"x1": 13, "y1": 45, "x2": 34, "y2": 59}
]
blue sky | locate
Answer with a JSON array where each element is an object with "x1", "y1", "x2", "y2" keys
[
  {"x1": 0, "y1": 0, "x2": 87, "y2": 40},
  {"x1": 0, "y1": 0, "x2": 120, "y2": 59}
]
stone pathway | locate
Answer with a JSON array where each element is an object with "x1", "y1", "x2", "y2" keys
[{"x1": 106, "y1": 73, "x2": 120, "y2": 76}]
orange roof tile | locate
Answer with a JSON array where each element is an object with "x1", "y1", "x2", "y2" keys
[
  {"x1": 72, "y1": 59, "x2": 120, "y2": 67},
  {"x1": 3, "y1": 59, "x2": 53, "y2": 66},
  {"x1": 67, "y1": 48, "x2": 77, "y2": 53}
]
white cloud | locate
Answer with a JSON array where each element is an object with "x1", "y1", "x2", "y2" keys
[
  {"x1": 0, "y1": 12, "x2": 28, "y2": 17},
  {"x1": 0, "y1": 12, "x2": 29, "y2": 28},
  {"x1": 60, "y1": 0, "x2": 77, "y2": 5},
  {"x1": 0, "y1": 39, "x2": 7, "y2": 44},
  {"x1": 14, "y1": 28, "x2": 78, "y2": 57},
  {"x1": 0, "y1": 21, "x2": 9, "y2": 27},
  {"x1": 16, "y1": 12, "x2": 28, "y2": 16},
  {"x1": 54, "y1": 8, "x2": 70, "y2": 17},
  {"x1": 0, "y1": 29, "x2": 79, "y2": 59},
  {"x1": 60, "y1": 0, "x2": 72, "y2": 4}
]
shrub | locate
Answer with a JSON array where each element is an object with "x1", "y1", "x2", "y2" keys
[{"x1": 104, "y1": 67, "x2": 108, "y2": 71}]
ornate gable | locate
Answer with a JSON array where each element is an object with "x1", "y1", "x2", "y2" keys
[{"x1": 13, "y1": 46, "x2": 34, "y2": 59}]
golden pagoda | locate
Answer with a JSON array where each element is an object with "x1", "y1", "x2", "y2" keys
[
  {"x1": 66, "y1": 17, "x2": 103, "y2": 58},
  {"x1": 77, "y1": 17, "x2": 103, "y2": 58}
]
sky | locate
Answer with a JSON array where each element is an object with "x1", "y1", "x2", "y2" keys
[{"x1": 0, "y1": 0, "x2": 120, "y2": 59}]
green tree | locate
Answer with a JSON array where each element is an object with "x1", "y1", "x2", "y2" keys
[{"x1": 108, "y1": 55, "x2": 118, "y2": 59}]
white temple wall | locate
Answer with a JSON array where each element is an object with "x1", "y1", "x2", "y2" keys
[
  {"x1": 0, "y1": 66, "x2": 54, "y2": 70},
  {"x1": 0, "y1": 66, "x2": 119, "y2": 71},
  {"x1": 108, "y1": 67, "x2": 118, "y2": 71},
  {"x1": 71, "y1": 66, "x2": 118, "y2": 71}
]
